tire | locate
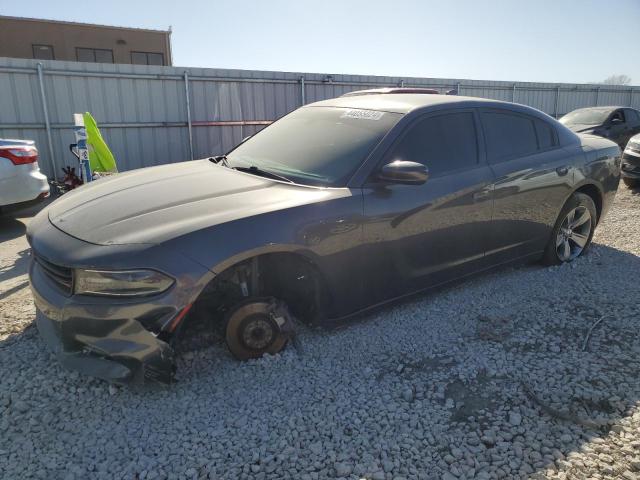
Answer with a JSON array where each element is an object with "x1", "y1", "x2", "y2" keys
[
  {"x1": 542, "y1": 193, "x2": 597, "y2": 266},
  {"x1": 622, "y1": 177, "x2": 639, "y2": 189},
  {"x1": 225, "y1": 297, "x2": 290, "y2": 360}
]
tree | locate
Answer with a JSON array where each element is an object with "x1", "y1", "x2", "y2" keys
[{"x1": 600, "y1": 74, "x2": 632, "y2": 85}]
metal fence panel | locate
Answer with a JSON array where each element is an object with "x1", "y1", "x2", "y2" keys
[{"x1": 0, "y1": 56, "x2": 638, "y2": 179}]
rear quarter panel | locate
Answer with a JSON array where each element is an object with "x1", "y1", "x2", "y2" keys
[{"x1": 574, "y1": 134, "x2": 621, "y2": 220}]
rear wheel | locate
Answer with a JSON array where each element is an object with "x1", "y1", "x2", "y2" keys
[
  {"x1": 622, "y1": 177, "x2": 639, "y2": 188},
  {"x1": 542, "y1": 193, "x2": 596, "y2": 265},
  {"x1": 225, "y1": 297, "x2": 291, "y2": 360}
]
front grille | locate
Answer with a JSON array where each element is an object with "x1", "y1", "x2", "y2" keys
[
  {"x1": 33, "y1": 252, "x2": 73, "y2": 295},
  {"x1": 623, "y1": 153, "x2": 640, "y2": 168}
]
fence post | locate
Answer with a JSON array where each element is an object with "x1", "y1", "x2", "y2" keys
[
  {"x1": 512, "y1": 84, "x2": 516, "y2": 102},
  {"x1": 299, "y1": 76, "x2": 306, "y2": 106},
  {"x1": 457, "y1": 82, "x2": 461, "y2": 96},
  {"x1": 183, "y1": 71, "x2": 194, "y2": 160},
  {"x1": 36, "y1": 63, "x2": 57, "y2": 179},
  {"x1": 595, "y1": 87, "x2": 600, "y2": 106},
  {"x1": 630, "y1": 88, "x2": 634, "y2": 107},
  {"x1": 554, "y1": 86, "x2": 560, "y2": 118}
]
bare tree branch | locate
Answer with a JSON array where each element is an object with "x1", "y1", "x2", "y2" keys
[{"x1": 599, "y1": 74, "x2": 632, "y2": 85}]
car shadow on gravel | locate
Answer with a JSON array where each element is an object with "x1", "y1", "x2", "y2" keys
[
  {"x1": 0, "y1": 248, "x2": 31, "y2": 284},
  {"x1": 0, "y1": 195, "x2": 53, "y2": 241},
  {"x1": 0, "y1": 215, "x2": 27, "y2": 242},
  {"x1": 1, "y1": 242, "x2": 640, "y2": 479},
  {"x1": 284, "y1": 244, "x2": 640, "y2": 479}
]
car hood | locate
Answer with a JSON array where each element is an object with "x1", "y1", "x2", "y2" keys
[
  {"x1": 563, "y1": 123, "x2": 601, "y2": 133},
  {"x1": 48, "y1": 159, "x2": 343, "y2": 245}
]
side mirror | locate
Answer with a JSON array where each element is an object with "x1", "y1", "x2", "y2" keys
[{"x1": 378, "y1": 160, "x2": 429, "y2": 185}]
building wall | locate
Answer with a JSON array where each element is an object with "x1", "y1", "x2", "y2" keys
[
  {"x1": 0, "y1": 16, "x2": 171, "y2": 65},
  {"x1": 0, "y1": 57, "x2": 637, "y2": 180}
]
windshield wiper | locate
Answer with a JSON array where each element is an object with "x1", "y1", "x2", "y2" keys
[
  {"x1": 209, "y1": 155, "x2": 230, "y2": 167},
  {"x1": 234, "y1": 165, "x2": 294, "y2": 183}
]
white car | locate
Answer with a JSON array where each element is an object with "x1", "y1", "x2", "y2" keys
[
  {"x1": 622, "y1": 133, "x2": 640, "y2": 188},
  {"x1": 0, "y1": 139, "x2": 50, "y2": 213}
]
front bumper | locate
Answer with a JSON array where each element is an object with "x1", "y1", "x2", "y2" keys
[
  {"x1": 31, "y1": 258, "x2": 178, "y2": 384},
  {"x1": 27, "y1": 211, "x2": 212, "y2": 384},
  {"x1": 621, "y1": 150, "x2": 640, "y2": 179}
]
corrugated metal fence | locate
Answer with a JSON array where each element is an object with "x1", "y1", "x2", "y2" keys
[{"x1": 1, "y1": 57, "x2": 638, "y2": 179}]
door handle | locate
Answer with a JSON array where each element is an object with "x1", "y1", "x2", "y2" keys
[{"x1": 556, "y1": 166, "x2": 569, "y2": 176}]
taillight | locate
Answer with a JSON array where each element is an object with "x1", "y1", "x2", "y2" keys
[{"x1": 0, "y1": 147, "x2": 39, "y2": 165}]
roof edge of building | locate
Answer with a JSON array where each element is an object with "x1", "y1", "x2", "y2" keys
[{"x1": 0, "y1": 15, "x2": 170, "y2": 35}]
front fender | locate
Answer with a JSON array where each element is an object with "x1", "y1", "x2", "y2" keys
[{"x1": 165, "y1": 195, "x2": 366, "y2": 317}]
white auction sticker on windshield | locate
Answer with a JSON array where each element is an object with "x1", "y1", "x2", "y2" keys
[{"x1": 341, "y1": 109, "x2": 384, "y2": 120}]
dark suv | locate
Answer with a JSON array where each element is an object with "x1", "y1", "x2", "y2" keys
[{"x1": 560, "y1": 106, "x2": 640, "y2": 149}]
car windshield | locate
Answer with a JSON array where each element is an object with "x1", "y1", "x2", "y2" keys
[
  {"x1": 560, "y1": 109, "x2": 612, "y2": 125},
  {"x1": 226, "y1": 106, "x2": 402, "y2": 187}
]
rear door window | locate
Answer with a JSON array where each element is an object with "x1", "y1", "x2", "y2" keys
[
  {"x1": 481, "y1": 111, "x2": 539, "y2": 162},
  {"x1": 534, "y1": 119, "x2": 557, "y2": 150},
  {"x1": 624, "y1": 109, "x2": 640, "y2": 124},
  {"x1": 388, "y1": 112, "x2": 479, "y2": 177}
]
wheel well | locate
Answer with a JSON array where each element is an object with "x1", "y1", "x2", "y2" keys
[
  {"x1": 183, "y1": 253, "x2": 329, "y2": 341},
  {"x1": 574, "y1": 184, "x2": 602, "y2": 222}
]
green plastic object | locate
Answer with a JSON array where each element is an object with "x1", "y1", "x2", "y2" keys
[{"x1": 83, "y1": 112, "x2": 118, "y2": 173}]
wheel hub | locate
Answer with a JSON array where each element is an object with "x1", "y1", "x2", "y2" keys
[
  {"x1": 225, "y1": 298, "x2": 291, "y2": 361},
  {"x1": 240, "y1": 315, "x2": 276, "y2": 350}
]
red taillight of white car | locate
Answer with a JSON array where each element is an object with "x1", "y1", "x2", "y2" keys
[{"x1": 0, "y1": 146, "x2": 39, "y2": 165}]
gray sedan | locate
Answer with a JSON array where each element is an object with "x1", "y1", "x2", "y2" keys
[{"x1": 27, "y1": 90, "x2": 621, "y2": 384}]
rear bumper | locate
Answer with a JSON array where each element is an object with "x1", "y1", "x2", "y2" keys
[
  {"x1": 1, "y1": 192, "x2": 49, "y2": 212},
  {"x1": 0, "y1": 162, "x2": 49, "y2": 207}
]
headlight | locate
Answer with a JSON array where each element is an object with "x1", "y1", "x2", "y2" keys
[{"x1": 74, "y1": 269, "x2": 174, "y2": 297}]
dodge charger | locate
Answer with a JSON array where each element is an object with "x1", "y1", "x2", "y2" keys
[{"x1": 27, "y1": 90, "x2": 621, "y2": 384}]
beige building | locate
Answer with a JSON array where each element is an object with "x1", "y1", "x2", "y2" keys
[{"x1": 0, "y1": 16, "x2": 172, "y2": 65}]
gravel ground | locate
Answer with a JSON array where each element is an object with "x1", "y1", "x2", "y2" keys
[{"x1": 1, "y1": 187, "x2": 640, "y2": 480}]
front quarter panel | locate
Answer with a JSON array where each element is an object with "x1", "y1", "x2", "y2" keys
[{"x1": 165, "y1": 189, "x2": 367, "y2": 317}]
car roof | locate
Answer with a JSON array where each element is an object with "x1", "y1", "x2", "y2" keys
[
  {"x1": 341, "y1": 87, "x2": 441, "y2": 97},
  {"x1": 307, "y1": 92, "x2": 579, "y2": 147},
  {"x1": 307, "y1": 93, "x2": 513, "y2": 114},
  {"x1": 569, "y1": 106, "x2": 626, "y2": 112}
]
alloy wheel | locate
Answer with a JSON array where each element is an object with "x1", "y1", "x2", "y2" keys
[{"x1": 555, "y1": 205, "x2": 592, "y2": 262}]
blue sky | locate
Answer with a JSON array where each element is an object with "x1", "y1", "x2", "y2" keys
[{"x1": 2, "y1": 0, "x2": 639, "y2": 84}]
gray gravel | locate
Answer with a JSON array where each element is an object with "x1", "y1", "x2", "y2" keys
[{"x1": 1, "y1": 187, "x2": 640, "y2": 480}]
